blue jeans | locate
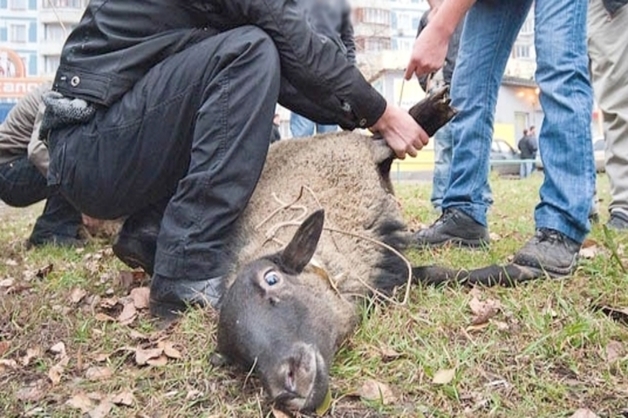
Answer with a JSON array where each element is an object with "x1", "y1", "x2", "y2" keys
[
  {"x1": 444, "y1": 0, "x2": 594, "y2": 243},
  {"x1": 431, "y1": 122, "x2": 493, "y2": 210},
  {"x1": 519, "y1": 159, "x2": 535, "y2": 178},
  {"x1": 290, "y1": 112, "x2": 338, "y2": 138}
]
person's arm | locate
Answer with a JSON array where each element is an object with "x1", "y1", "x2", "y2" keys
[
  {"x1": 405, "y1": 0, "x2": 476, "y2": 80},
  {"x1": 217, "y1": 0, "x2": 428, "y2": 157}
]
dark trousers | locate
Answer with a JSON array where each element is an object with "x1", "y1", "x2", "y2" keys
[
  {"x1": 48, "y1": 26, "x2": 281, "y2": 280},
  {"x1": 0, "y1": 156, "x2": 82, "y2": 243}
]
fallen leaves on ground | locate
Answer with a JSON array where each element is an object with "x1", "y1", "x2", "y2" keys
[
  {"x1": 579, "y1": 239, "x2": 605, "y2": 259},
  {"x1": 467, "y1": 289, "x2": 501, "y2": 329},
  {"x1": 570, "y1": 408, "x2": 599, "y2": 418},
  {"x1": 356, "y1": 379, "x2": 397, "y2": 405},
  {"x1": 432, "y1": 368, "x2": 456, "y2": 385},
  {"x1": 606, "y1": 340, "x2": 624, "y2": 364}
]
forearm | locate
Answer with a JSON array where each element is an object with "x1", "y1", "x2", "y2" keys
[{"x1": 428, "y1": 0, "x2": 476, "y2": 38}]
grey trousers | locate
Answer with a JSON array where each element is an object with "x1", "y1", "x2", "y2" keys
[{"x1": 588, "y1": 0, "x2": 628, "y2": 216}]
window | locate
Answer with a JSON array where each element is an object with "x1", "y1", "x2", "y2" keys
[
  {"x1": 396, "y1": 13, "x2": 412, "y2": 31},
  {"x1": 520, "y1": 17, "x2": 534, "y2": 35},
  {"x1": 9, "y1": 0, "x2": 28, "y2": 9},
  {"x1": 512, "y1": 44, "x2": 531, "y2": 59},
  {"x1": 44, "y1": 55, "x2": 60, "y2": 74},
  {"x1": 42, "y1": 0, "x2": 88, "y2": 9},
  {"x1": 9, "y1": 24, "x2": 27, "y2": 43},
  {"x1": 44, "y1": 23, "x2": 69, "y2": 41},
  {"x1": 357, "y1": 8, "x2": 390, "y2": 26}
]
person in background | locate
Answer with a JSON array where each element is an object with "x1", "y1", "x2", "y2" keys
[
  {"x1": 0, "y1": 83, "x2": 84, "y2": 248},
  {"x1": 588, "y1": 0, "x2": 628, "y2": 230},
  {"x1": 518, "y1": 126, "x2": 538, "y2": 178},
  {"x1": 290, "y1": 0, "x2": 354, "y2": 138},
  {"x1": 407, "y1": 0, "x2": 595, "y2": 280}
]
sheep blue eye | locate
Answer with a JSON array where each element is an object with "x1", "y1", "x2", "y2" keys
[{"x1": 264, "y1": 272, "x2": 279, "y2": 286}]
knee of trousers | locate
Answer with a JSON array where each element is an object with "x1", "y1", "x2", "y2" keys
[{"x1": 226, "y1": 25, "x2": 280, "y2": 74}]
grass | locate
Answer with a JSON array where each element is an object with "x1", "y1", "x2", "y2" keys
[{"x1": 1, "y1": 173, "x2": 628, "y2": 417}]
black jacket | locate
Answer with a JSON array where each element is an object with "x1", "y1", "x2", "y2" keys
[
  {"x1": 52, "y1": 0, "x2": 384, "y2": 130},
  {"x1": 603, "y1": 0, "x2": 628, "y2": 15}
]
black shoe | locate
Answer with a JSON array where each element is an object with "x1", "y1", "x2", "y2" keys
[
  {"x1": 412, "y1": 208, "x2": 490, "y2": 248},
  {"x1": 607, "y1": 211, "x2": 628, "y2": 230},
  {"x1": 26, "y1": 234, "x2": 85, "y2": 249},
  {"x1": 112, "y1": 218, "x2": 159, "y2": 276},
  {"x1": 149, "y1": 274, "x2": 223, "y2": 319},
  {"x1": 512, "y1": 228, "x2": 580, "y2": 277}
]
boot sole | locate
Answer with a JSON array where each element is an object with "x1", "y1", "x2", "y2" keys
[{"x1": 415, "y1": 238, "x2": 490, "y2": 249}]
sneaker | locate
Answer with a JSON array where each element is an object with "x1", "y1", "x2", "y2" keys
[
  {"x1": 412, "y1": 208, "x2": 490, "y2": 248},
  {"x1": 512, "y1": 228, "x2": 581, "y2": 277},
  {"x1": 149, "y1": 274, "x2": 223, "y2": 319},
  {"x1": 607, "y1": 211, "x2": 628, "y2": 230}
]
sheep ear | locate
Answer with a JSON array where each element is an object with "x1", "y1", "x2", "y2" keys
[{"x1": 280, "y1": 210, "x2": 325, "y2": 274}]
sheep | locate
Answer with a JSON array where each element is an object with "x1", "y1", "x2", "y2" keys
[{"x1": 216, "y1": 88, "x2": 456, "y2": 413}]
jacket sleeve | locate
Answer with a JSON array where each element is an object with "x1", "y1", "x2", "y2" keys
[{"x1": 216, "y1": 0, "x2": 386, "y2": 130}]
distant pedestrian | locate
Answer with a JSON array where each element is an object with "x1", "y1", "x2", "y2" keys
[{"x1": 518, "y1": 127, "x2": 538, "y2": 178}]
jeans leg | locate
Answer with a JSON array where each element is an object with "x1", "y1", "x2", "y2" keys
[
  {"x1": 315, "y1": 124, "x2": 338, "y2": 134},
  {"x1": 49, "y1": 26, "x2": 281, "y2": 280},
  {"x1": 430, "y1": 122, "x2": 453, "y2": 210},
  {"x1": 588, "y1": 0, "x2": 628, "y2": 216},
  {"x1": 533, "y1": 0, "x2": 594, "y2": 243},
  {"x1": 443, "y1": 0, "x2": 533, "y2": 226},
  {"x1": 290, "y1": 112, "x2": 315, "y2": 138}
]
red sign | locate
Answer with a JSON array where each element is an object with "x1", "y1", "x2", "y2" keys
[{"x1": 0, "y1": 47, "x2": 51, "y2": 98}]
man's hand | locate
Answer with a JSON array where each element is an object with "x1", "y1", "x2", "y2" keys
[
  {"x1": 404, "y1": 24, "x2": 450, "y2": 80},
  {"x1": 370, "y1": 103, "x2": 430, "y2": 159}
]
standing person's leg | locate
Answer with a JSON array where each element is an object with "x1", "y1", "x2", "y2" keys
[
  {"x1": 0, "y1": 156, "x2": 82, "y2": 247},
  {"x1": 48, "y1": 27, "x2": 281, "y2": 316},
  {"x1": 315, "y1": 123, "x2": 338, "y2": 134},
  {"x1": 430, "y1": 122, "x2": 453, "y2": 211},
  {"x1": 588, "y1": 0, "x2": 628, "y2": 229},
  {"x1": 414, "y1": 0, "x2": 533, "y2": 247},
  {"x1": 513, "y1": 0, "x2": 594, "y2": 275},
  {"x1": 290, "y1": 112, "x2": 316, "y2": 138}
]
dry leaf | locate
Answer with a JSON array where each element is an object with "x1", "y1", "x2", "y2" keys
[
  {"x1": 489, "y1": 232, "x2": 502, "y2": 242},
  {"x1": 469, "y1": 296, "x2": 501, "y2": 325},
  {"x1": 380, "y1": 347, "x2": 402, "y2": 361},
  {"x1": 85, "y1": 366, "x2": 113, "y2": 381},
  {"x1": 50, "y1": 342, "x2": 66, "y2": 357},
  {"x1": 16, "y1": 379, "x2": 48, "y2": 401},
  {"x1": 466, "y1": 322, "x2": 490, "y2": 333},
  {"x1": 432, "y1": 368, "x2": 456, "y2": 385},
  {"x1": 116, "y1": 271, "x2": 145, "y2": 289},
  {"x1": 66, "y1": 393, "x2": 94, "y2": 413},
  {"x1": 570, "y1": 408, "x2": 599, "y2": 418},
  {"x1": 35, "y1": 264, "x2": 54, "y2": 279},
  {"x1": 5, "y1": 259, "x2": 18, "y2": 267},
  {"x1": 159, "y1": 341, "x2": 182, "y2": 359},
  {"x1": 48, "y1": 364, "x2": 65, "y2": 385},
  {"x1": 128, "y1": 330, "x2": 148, "y2": 340},
  {"x1": 130, "y1": 287, "x2": 150, "y2": 310},
  {"x1": 357, "y1": 379, "x2": 396, "y2": 405},
  {"x1": 135, "y1": 347, "x2": 163, "y2": 366},
  {"x1": 117, "y1": 302, "x2": 137, "y2": 325},
  {"x1": 579, "y1": 245, "x2": 604, "y2": 259},
  {"x1": 606, "y1": 340, "x2": 624, "y2": 363},
  {"x1": 99, "y1": 297, "x2": 119, "y2": 309},
  {"x1": 0, "y1": 341, "x2": 10, "y2": 356},
  {"x1": 111, "y1": 390, "x2": 135, "y2": 406},
  {"x1": 185, "y1": 390, "x2": 202, "y2": 401},
  {"x1": 146, "y1": 355, "x2": 168, "y2": 367},
  {"x1": 93, "y1": 353, "x2": 109, "y2": 363},
  {"x1": 493, "y1": 321, "x2": 510, "y2": 331},
  {"x1": 21, "y1": 347, "x2": 42, "y2": 366},
  {"x1": 70, "y1": 287, "x2": 88, "y2": 304},
  {"x1": 95, "y1": 313, "x2": 116, "y2": 322},
  {"x1": 0, "y1": 358, "x2": 18, "y2": 370},
  {"x1": 89, "y1": 399, "x2": 113, "y2": 418},
  {"x1": 0, "y1": 278, "x2": 14, "y2": 288},
  {"x1": 271, "y1": 407, "x2": 292, "y2": 418}
]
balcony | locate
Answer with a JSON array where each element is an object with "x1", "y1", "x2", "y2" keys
[{"x1": 38, "y1": 8, "x2": 84, "y2": 24}]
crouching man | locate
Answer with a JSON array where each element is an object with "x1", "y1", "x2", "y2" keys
[
  {"x1": 0, "y1": 83, "x2": 83, "y2": 248},
  {"x1": 44, "y1": 0, "x2": 429, "y2": 319}
]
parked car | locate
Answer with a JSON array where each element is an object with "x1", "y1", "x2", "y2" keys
[
  {"x1": 535, "y1": 137, "x2": 605, "y2": 172},
  {"x1": 490, "y1": 138, "x2": 521, "y2": 176}
]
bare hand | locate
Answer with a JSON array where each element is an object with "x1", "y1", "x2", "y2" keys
[
  {"x1": 370, "y1": 103, "x2": 430, "y2": 159},
  {"x1": 404, "y1": 24, "x2": 450, "y2": 80}
]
